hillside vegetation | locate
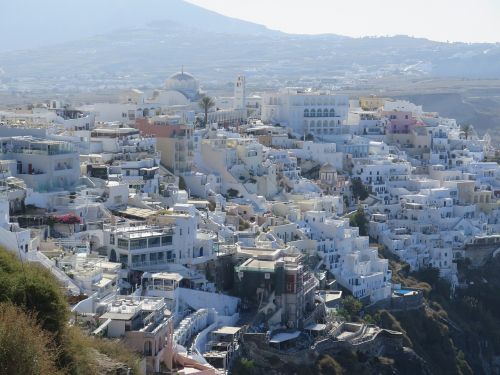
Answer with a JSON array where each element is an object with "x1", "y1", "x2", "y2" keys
[{"x1": 0, "y1": 247, "x2": 142, "y2": 375}]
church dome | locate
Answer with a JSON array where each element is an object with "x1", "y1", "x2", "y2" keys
[{"x1": 164, "y1": 71, "x2": 200, "y2": 101}]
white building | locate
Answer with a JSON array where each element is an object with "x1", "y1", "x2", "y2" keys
[
  {"x1": 58, "y1": 253, "x2": 120, "y2": 298},
  {"x1": 196, "y1": 130, "x2": 279, "y2": 200},
  {"x1": 261, "y1": 88, "x2": 349, "y2": 137},
  {"x1": 290, "y1": 141, "x2": 344, "y2": 170},
  {"x1": 302, "y1": 212, "x2": 391, "y2": 302},
  {"x1": 234, "y1": 76, "x2": 246, "y2": 110},
  {"x1": 353, "y1": 156, "x2": 412, "y2": 203},
  {"x1": 0, "y1": 136, "x2": 80, "y2": 193},
  {"x1": 0, "y1": 198, "x2": 34, "y2": 255},
  {"x1": 95, "y1": 296, "x2": 173, "y2": 374}
]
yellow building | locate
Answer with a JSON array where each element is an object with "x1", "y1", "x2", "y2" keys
[{"x1": 359, "y1": 96, "x2": 387, "y2": 111}]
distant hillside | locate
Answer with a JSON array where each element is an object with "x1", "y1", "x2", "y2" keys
[
  {"x1": 0, "y1": 0, "x2": 274, "y2": 52},
  {"x1": 1, "y1": 1, "x2": 500, "y2": 93}
]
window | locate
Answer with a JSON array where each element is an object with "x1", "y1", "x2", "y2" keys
[
  {"x1": 161, "y1": 235, "x2": 172, "y2": 245},
  {"x1": 286, "y1": 275, "x2": 295, "y2": 293},
  {"x1": 304, "y1": 109, "x2": 309, "y2": 117},
  {"x1": 130, "y1": 238, "x2": 147, "y2": 250},
  {"x1": 109, "y1": 234, "x2": 115, "y2": 245},
  {"x1": 117, "y1": 239, "x2": 128, "y2": 249},
  {"x1": 149, "y1": 237, "x2": 161, "y2": 247}
]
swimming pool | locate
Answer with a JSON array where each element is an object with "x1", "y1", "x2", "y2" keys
[{"x1": 393, "y1": 289, "x2": 416, "y2": 296}]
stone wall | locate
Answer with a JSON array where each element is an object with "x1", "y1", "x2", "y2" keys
[
  {"x1": 241, "y1": 328, "x2": 404, "y2": 370},
  {"x1": 365, "y1": 289, "x2": 423, "y2": 313}
]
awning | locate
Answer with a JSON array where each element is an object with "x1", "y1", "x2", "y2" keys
[
  {"x1": 304, "y1": 323, "x2": 327, "y2": 331},
  {"x1": 269, "y1": 331, "x2": 301, "y2": 343}
]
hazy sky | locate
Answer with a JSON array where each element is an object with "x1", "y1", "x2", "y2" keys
[{"x1": 186, "y1": 0, "x2": 500, "y2": 43}]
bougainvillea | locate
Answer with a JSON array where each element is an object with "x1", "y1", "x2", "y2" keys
[{"x1": 49, "y1": 213, "x2": 81, "y2": 225}]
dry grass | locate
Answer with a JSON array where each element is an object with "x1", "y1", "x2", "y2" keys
[
  {"x1": 0, "y1": 302, "x2": 63, "y2": 375},
  {"x1": 60, "y1": 326, "x2": 143, "y2": 375}
]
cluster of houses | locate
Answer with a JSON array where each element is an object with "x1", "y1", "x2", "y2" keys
[{"x1": 0, "y1": 72, "x2": 498, "y2": 373}]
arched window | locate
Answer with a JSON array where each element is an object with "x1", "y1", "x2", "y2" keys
[
  {"x1": 323, "y1": 120, "x2": 328, "y2": 127},
  {"x1": 304, "y1": 109, "x2": 309, "y2": 117},
  {"x1": 310, "y1": 109, "x2": 316, "y2": 117},
  {"x1": 330, "y1": 109, "x2": 335, "y2": 117}
]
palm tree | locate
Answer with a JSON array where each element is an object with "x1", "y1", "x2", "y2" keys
[
  {"x1": 198, "y1": 96, "x2": 215, "y2": 127},
  {"x1": 461, "y1": 124, "x2": 472, "y2": 140}
]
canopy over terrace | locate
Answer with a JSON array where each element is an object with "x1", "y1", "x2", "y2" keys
[
  {"x1": 304, "y1": 323, "x2": 327, "y2": 336},
  {"x1": 269, "y1": 330, "x2": 301, "y2": 350},
  {"x1": 304, "y1": 323, "x2": 327, "y2": 332}
]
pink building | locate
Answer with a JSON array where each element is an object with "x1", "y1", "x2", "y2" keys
[{"x1": 383, "y1": 110, "x2": 418, "y2": 134}]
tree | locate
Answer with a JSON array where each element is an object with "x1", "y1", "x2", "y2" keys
[
  {"x1": 233, "y1": 358, "x2": 256, "y2": 375},
  {"x1": 198, "y1": 96, "x2": 215, "y2": 127},
  {"x1": 339, "y1": 296, "x2": 363, "y2": 321},
  {"x1": 351, "y1": 178, "x2": 369, "y2": 201},
  {"x1": 316, "y1": 355, "x2": 343, "y2": 375},
  {"x1": 461, "y1": 124, "x2": 472, "y2": 140},
  {"x1": 227, "y1": 188, "x2": 239, "y2": 198},
  {"x1": 305, "y1": 133, "x2": 314, "y2": 141},
  {"x1": 350, "y1": 206, "x2": 368, "y2": 236},
  {"x1": 343, "y1": 195, "x2": 350, "y2": 210}
]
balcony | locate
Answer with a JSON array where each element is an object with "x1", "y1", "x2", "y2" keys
[
  {"x1": 183, "y1": 254, "x2": 216, "y2": 265},
  {"x1": 131, "y1": 259, "x2": 174, "y2": 269},
  {"x1": 302, "y1": 275, "x2": 319, "y2": 294}
]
